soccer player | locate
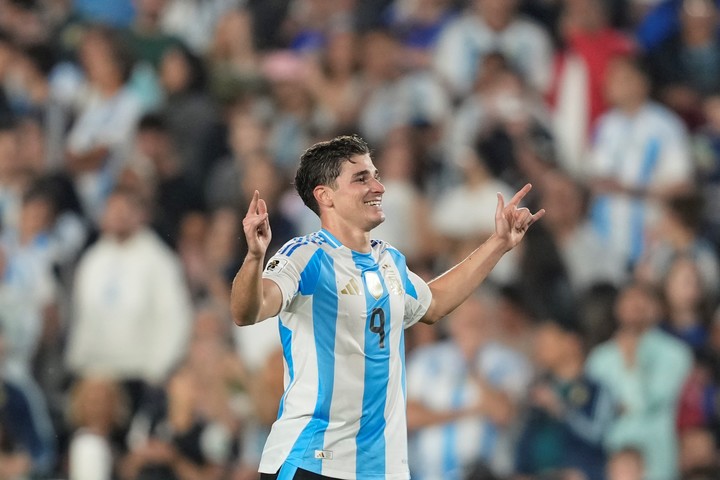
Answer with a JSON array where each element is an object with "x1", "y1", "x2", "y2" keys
[{"x1": 230, "y1": 134, "x2": 544, "y2": 480}]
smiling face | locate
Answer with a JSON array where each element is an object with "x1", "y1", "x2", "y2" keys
[{"x1": 319, "y1": 153, "x2": 386, "y2": 232}]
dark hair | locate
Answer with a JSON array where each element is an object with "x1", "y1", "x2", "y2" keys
[
  {"x1": 294, "y1": 134, "x2": 371, "y2": 216},
  {"x1": 22, "y1": 42, "x2": 57, "y2": 76},
  {"x1": 138, "y1": 112, "x2": 168, "y2": 133},
  {"x1": 82, "y1": 24, "x2": 136, "y2": 83},
  {"x1": 665, "y1": 191, "x2": 705, "y2": 232},
  {"x1": 165, "y1": 43, "x2": 208, "y2": 93}
]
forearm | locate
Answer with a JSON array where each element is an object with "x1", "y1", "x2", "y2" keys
[
  {"x1": 478, "y1": 388, "x2": 515, "y2": 427},
  {"x1": 66, "y1": 146, "x2": 110, "y2": 173},
  {"x1": 230, "y1": 255, "x2": 265, "y2": 326},
  {"x1": 406, "y1": 401, "x2": 478, "y2": 431},
  {"x1": 422, "y1": 235, "x2": 509, "y2": 324}
]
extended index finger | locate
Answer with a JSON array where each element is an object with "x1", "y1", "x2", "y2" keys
[
  {"x1": 246, "y1": 190, "x2": 259, "y2": 215},
  {"x1": 507, "y1": 183, "x2": 532, "y2": 207}
]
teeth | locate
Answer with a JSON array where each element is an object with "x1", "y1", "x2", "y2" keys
[{"x1": 364, "y1": 201, "x2": 381, "y2": 206}]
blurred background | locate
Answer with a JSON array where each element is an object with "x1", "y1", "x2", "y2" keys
[{"x1": 0, "y1": 0, "x2": 720, "y2": 479}]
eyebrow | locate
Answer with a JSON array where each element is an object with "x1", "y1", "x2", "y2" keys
[{"x1": 351, "y1": 168, "x2": 379, "y2": 179}]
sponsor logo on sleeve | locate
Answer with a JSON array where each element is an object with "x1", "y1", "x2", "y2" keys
[{"x1": 264, "y1": 258, "x2": 288, "y2": 274}]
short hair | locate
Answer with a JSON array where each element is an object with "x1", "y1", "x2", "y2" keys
[
  {"x1": 138, "y1": 112, "x2": 168, "y2": 133},
  {"x1": 294, "y1": 134, "x2": 371, "y2": 216}
]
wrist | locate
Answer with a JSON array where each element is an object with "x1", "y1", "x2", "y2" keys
[
  {"x1": 244, "y1": 252, "x2": 265, "y2": 264},
  {"x1": 487, "y1": 233, "x2": 513, "y2": 254}
]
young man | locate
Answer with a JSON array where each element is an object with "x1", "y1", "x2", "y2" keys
[{"x1": 230, "y1": 134, "x2": 543, "y2": 480}]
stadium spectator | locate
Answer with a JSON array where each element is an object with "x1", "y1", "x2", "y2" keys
[
  {"x1": 0, "y1": 325, "x2": 56, "y2": 476},
  {"x1": 67, "y1": 376, "x2": 128, "y2": 480},
  {"x1": 204, "y1": 111, "x2": 269, "y2": 211},
  {"x1": 516, "y1": 320, "x2": 615, "y2": 480},
  {"x1": 678, "y1": 427, "x2": 719, "y2": 476},
  {"x1": 539, "y1": 170, "x2": 627, "y2": 295},
  {"x1": 65, "y1": 186, "x2": 192, "y2": 405},
  {"x1": 262, "y1": 50, "x2": 334, "y2": 173},
  {"x1": 606, "y1": 447, "x2": 645, "y2": 480},
  {"x1": 433, "y1": 0, "x2": 554, "y2": 98},
  {"x1": 586, "y1": 282, "x2": 693, "y2": 480},
  {"x1": 382, "y1": 0, "x2": 458, "y2": 69},
  {"x1": 635, "y1": 192, "x2": 720, "y2": 297},
  {"x1": 407, "y1": 292, "x2": 532, "y2": 478},
  {"x1": 157, "y1": 43, "x2": 221, "y2": 188},
  {"x1": 692, "y1": 92, "x2": 720, "y2": 246},
  {"x1": 0, "y1": 186, "x2": 57, "y2": 387},
  {"x1": 159, "y1": 0, "x2": 240, "y2": 55},
  {"x1": 430, "y1": 145, "x2": 517, "y2": 281},
  {"x1": 357, "y1": 29, "x2": 450, "y2": 147},
  {"x1": 125, "y1": 0, "x2": 183, "y2": 70},
  {"x1": 547, "y1": 0, "x2": 634, "y2": 176},
  {"x1": 129, "y1": 113, "x2": 205, "y2": 248},
  {"x1": 207, "y1": 7, "x2": 262, "y2": 103},
  {"x1": 64, "y1": 24, "x2": 144, "y2": 223},
  {"x1": 586, "y1": 55, "x2": 693, "y2": 267},
  {"x1": 302, "y1": 27, "x2": 363, "y2": 133},
  {"x1": 658, "y1": 256, "x2": 713, "y2": 351},
  {"x1": 643, "y1": 0, "x2": 720, "y2": 127},
  {"x1": 120, "y1": 368, "x2": 234, "y2": 480}
]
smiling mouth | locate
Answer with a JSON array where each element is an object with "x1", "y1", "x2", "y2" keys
[{"x1": 364, "y1": 200, "x2": 382, "y2": 207}]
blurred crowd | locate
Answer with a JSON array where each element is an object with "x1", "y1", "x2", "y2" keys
[{"x1": 1, "y1": 0, "x2": 720, "y2": 479}]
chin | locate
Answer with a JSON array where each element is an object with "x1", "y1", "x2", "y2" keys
[{"x1": 368, "y1": 215, "x2": 385, "y2": 230}]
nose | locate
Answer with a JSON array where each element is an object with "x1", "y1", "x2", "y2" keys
[{"x1": 371, "y1": 177, "x2": 385, "y2": 194}]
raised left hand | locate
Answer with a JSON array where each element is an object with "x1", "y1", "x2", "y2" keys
[{"x1": 495, "y1": 183, "x2": 545, "y2": 250}]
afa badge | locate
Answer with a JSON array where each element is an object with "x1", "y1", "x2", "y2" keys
[{"x1": 381, "y1": 264, "x2": 404, "y2": 295}]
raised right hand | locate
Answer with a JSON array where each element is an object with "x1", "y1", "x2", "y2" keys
[{"x1": 242, "y1": 190, "x2": 272, "y2": 259}]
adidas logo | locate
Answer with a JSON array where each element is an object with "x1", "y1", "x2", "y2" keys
[{"x1": 340, "y1": 278, "x2": 361, "y2": 295}]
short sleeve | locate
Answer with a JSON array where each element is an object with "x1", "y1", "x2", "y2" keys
[
  {"x1": 262, "y1": 239, "x2": 319, "y2": 312},
  {"x1": 403, "y1": 269, "x2": 432, "y2": 328}
]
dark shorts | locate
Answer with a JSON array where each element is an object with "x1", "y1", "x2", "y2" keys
[{"x1": 260, "y1": 465, "x2": 344, "y2": 480}]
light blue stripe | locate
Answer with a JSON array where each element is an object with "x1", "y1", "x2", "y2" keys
[
  {"x1": 284, "y1": 251, "x2": 337, "y2": 474},
  {"x1": 353, "y1": 251, "x2": 390, "y2": 479},
  {"x1": 479, "y1": 366, "x2": 504, "y2": 462},
  {"x1": 629, "y1": 138, "x2": 661, "y2": 264},
  {"x1": 400, "y1": 328, "x2": 407, "y2": 402},
  {"x1": 442, "y1": 370, "x2": 464, "y2": 479},
  {"x1": 590, "y1": 196, "x2": 612, "y2": 242},
  {"x1": 387, "y1": 248, "x2": 417, "y2": 299},
  {"x1": 299, "y1": 249, "x2": 323, "y2": 295},
  {"x1": 319, "y1": 228, "x2": 341, "y2": 248},
  {"x1": 479, "y1": 423, "x2": 498, "y2": 463},
  {"x1": 277, "y1": 319, "x2": 294, "y2": 420},
  {"x1": 277, "y1": 462, "x2": 299, "y2": 480}
]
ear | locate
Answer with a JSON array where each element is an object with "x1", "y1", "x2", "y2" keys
[{"x1": 313, "y1": 185, "x2": 333, "y2": 210}]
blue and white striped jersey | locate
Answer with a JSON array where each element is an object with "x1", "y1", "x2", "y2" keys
[{"x1": 259, "y1": 229, "x2": 432, "y2": 480}]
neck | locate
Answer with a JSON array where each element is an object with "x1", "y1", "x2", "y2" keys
[
  {"x1": 669, "y1": 308, "x2": 699, "y2": 328},
  {"x1": 620, "y1": 100, "x2": 645, "y2": 116},
  {"x1": 322, "y1": 222, "x2": 371, "y2": 253},
  {"x1": 683, "y1": 29, "x2": 714, "y2": 48},
  {"x1": 554, "y1": 356, "x2": 583, "y2": 381},
  {"x1": 98, "y1": 80, "x2": 123, "y2": 98}
]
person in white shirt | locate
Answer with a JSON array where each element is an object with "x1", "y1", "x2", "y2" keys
[
  {"x1": 230, "y1": 134, "x2": 544, "y2": 479},
  {"x1": 406, "y1": 292, "x2": 532, "y2": 479},
  {"x1": 586, "y1": 55, "x2": 694, "y2": 267},
  {"x1": 433, "y1": 0, "x2": 554, "y2": 98},
  {"x1": 66, "y1": 186, "x2": 192, "y2": 390}
]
